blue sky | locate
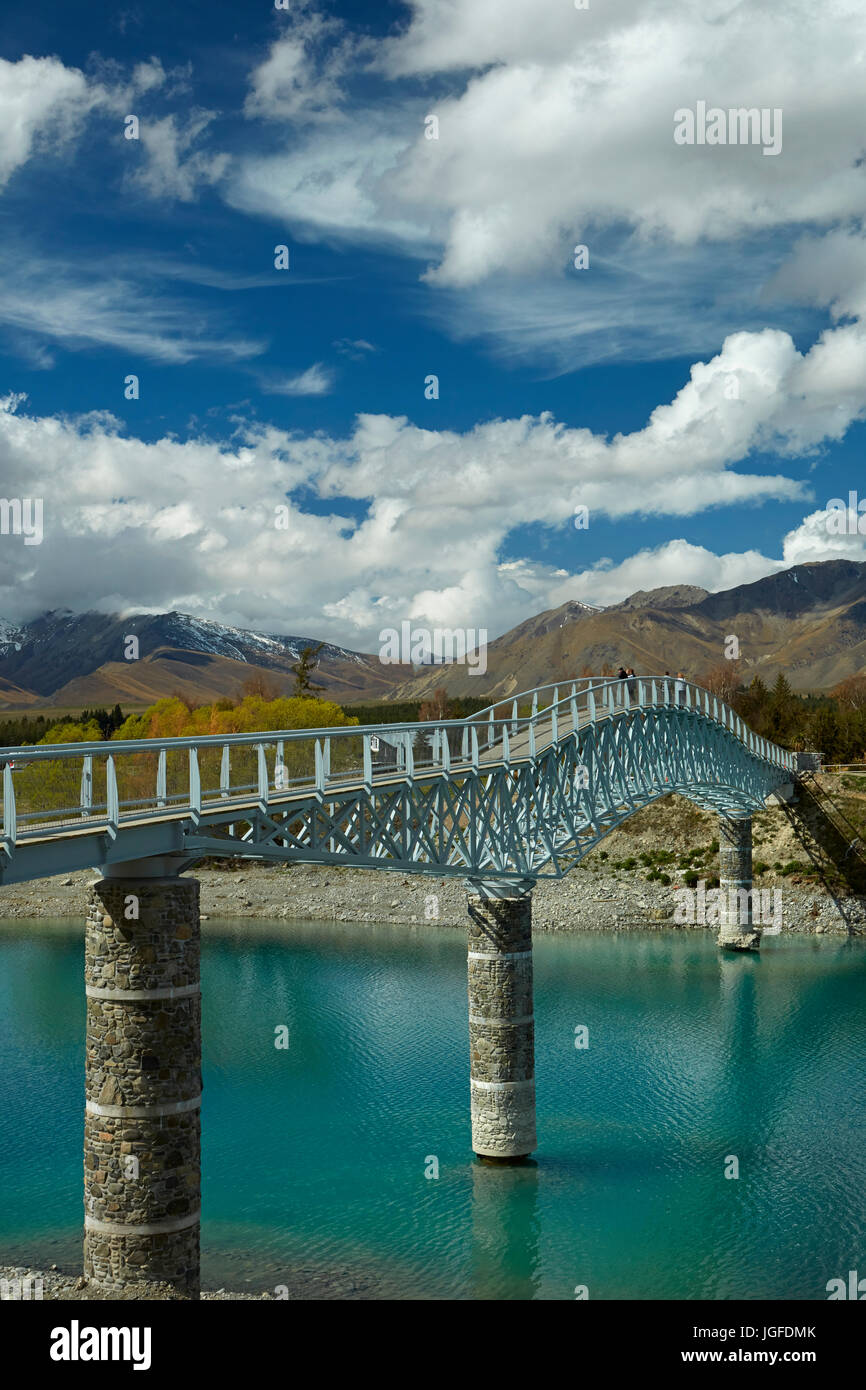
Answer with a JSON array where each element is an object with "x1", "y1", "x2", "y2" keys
[{"x1": 1, "y1": 0, "x2": 865, "y2": 650}]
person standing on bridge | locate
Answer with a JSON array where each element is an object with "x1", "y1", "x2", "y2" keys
[
  {"x1": 675, "y1": 671, "x2": 686, "y2": 706},
  {"x1": 616, "y1": 666, "x2": 627, "y2": 708},
  {"x1": 626, "y1": 667, "x2": 637, "y2": 701}
]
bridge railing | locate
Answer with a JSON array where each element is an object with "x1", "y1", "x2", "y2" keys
[{"x1": 0, "y1": 677, "x2": 794, "y2": 853}]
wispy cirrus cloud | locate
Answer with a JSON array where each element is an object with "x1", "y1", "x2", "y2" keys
[
  {"x1": 333, "y1": 337, "x2": 378, "y2": 360},
  {"x1": 420, "y1": 238, "x2": 820, "y2": 375},
  {"x1": 0, "y1": 249, "x2": 266, "y2": 364},
  {"x1": 259, "y1": 363, "x2": 335, "y2": 396},
  {"x1": 137, "y1": 254, "x2": 345, "y2": 292},
  {"x1": 224, "y1": 0, "x2": 866, "y2": 373}
]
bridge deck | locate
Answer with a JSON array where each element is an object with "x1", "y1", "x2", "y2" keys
[{"x1": 0, "y1": 678, "x2": 794, "y2": 886}]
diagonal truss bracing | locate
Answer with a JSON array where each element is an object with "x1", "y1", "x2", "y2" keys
[
  {"x1": 0, "y1": 677, "x2": 795, "y2": 886},
  {"x1": 184, "y1": 704, "x2": 791, "y2": 883}
]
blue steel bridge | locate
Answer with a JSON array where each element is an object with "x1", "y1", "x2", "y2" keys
[
  {"x1": 0, "y1": 676, "x2": 794, "y2": 887},
  {"x1": 0, "y1": 675, "x2": 796, "y2": 1298}
]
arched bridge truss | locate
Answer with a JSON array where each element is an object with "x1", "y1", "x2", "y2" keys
[{"x1": 0, "y1": 678, "x2": 794, "y2": 887}]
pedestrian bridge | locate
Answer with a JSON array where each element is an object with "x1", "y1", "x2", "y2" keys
[
  {"x1": 0, "y1": 674, "x2": 797, "y2": 1297},
  {"x1": 0, "y1": 676, "x2": 794, "y2": 887}
]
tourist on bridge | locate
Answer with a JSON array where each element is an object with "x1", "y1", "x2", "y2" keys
[{"x1": 675, "y1": 671, "x2": 686, "y2": 705}]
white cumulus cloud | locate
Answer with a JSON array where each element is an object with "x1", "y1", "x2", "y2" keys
[{"x1": 0, "y1": 55, "x2": 104, "y2": 190}]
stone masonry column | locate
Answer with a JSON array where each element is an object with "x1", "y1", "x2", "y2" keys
[
  {"x1": 84, "y1": 861, "x2": 201, "y2": 1298},
  {"x1": 467, "y1": 880, "x2": 536, "y2": 1161},
  {"x1": 717, "y1": 814, "x2": 761, "y2": 952}
]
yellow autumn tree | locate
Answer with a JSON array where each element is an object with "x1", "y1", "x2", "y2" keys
[
  {"x1": 39, "y1": 719, "x2": 104, "y2": 744},
  {"x1": 113, "y1": 694, "x2": 358, "y2": 741}
]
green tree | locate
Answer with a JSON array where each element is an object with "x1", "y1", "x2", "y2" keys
[
  {"x1": 39, "y1": 719, "x2": 103, "y2": 744},
  {"x1": 291, "y1": 643, "x2": 325, "y2": 697},
  {"x1": 79, "y1": 706, "x2": 125, "y2": 739},
  {"x1": 739, "y1": 675, "x2": 769, "y2": 731},
  {"x1": 766, "y1": 672, "x2": 794, "y2": 741},
  {"x1": 848, "y1": 708, "x2": 866, "y2": 760},
  {"x1": 811, "y1": 705, "x2": 841, "y2": 762}
]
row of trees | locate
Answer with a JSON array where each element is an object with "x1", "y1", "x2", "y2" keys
[
  {"x1": 0, "y1": 712, "x2": 71, "y2": 747},
  {"x1": 702, "y1": 664, "x2": 866, "y2": 762},
  {"x1": 0, "y1": 704, "x2": 127, "y2": 747},
  {"x1": 113, "y1": 692, "x2": 356, "y2": 741},
  {"x1": 26, "y1": 645, "x2": 329, "y2": 746}
]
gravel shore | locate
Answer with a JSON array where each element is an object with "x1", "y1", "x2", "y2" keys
[
  {"x1": 0, "y1": 1262, "x2": 387, "y2": 1301},
  {"x1": 2, "y1": 789, "x2": 865, "y2": 936},
  {"x1": 1, "y1": 856, "x2": 864, "y2": 934},
  {"x1": 0, "y1": 1265, "x2": 268, "y2": 1301}
]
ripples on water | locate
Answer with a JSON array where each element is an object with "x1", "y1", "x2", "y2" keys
[{"x1": 0, "y1": 917, "x2": 864, "y2": 1299}]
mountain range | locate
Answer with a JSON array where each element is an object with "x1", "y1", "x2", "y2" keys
[
  {"x1": 0, "y1": 611, "x2": 410, "y2": 709},
  {"x1": 388, "y1": 559, "x2": 866, "y2": 700},
  {"x1": 1, "y1": 559, "x2": 865, "y2": 712}
]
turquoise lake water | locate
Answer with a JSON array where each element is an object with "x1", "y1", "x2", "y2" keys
[{"x1": 0, "y1": 918, "x2": 864, "y2": 1300}]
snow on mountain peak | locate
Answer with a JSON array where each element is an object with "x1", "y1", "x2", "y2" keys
[{"x1": 0, "y1": 618, "x2": 24, "y2": 653}]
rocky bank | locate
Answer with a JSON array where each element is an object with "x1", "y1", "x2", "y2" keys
[{"x1": 1, "y1": 787, "x2": 865, "y2": 936}]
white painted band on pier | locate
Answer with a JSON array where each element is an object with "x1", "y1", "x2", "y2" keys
[
  {"x1": 469, "y1": 1013, "x2": 534, "y2": 1027},
  {"x1": 466, "y1": 878, "x2": 535, "y2": 900},
  {"x1": 84, "y1": 1209, "x2": 201, "y2": 1237},
  {"x1": 86, "y1": 1094, "x2": 201, "y2": 1118},
  {"x1": 470, "y1": 1078, "x2": 535, "y2": 1092},
  {"x1": 85, "y1": 982, "x2": 200, "y2": 1002},
  {"x1": 467, "y1": 950, "x2": 532, "y2": 962}
]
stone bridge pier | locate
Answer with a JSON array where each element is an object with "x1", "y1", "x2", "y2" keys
[
  {"x1": 83, "y1": 857, "x2": 201, "y2": 1298},
  {"x1": 717, "y1": 814, "x2": 761, "y2": 952},
  {"x1": 466, "y1": 880, "x2": 536, "y2": 1162}
]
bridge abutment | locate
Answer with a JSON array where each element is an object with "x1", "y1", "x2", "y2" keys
[
  {"x1": 717, "y1": 814, "x2": 761, "y2": 952},
  {"x1": 84, "y1": 867, "x2": 201, "y2": 1298},
  {"x1": 466, "y1": 882, "x2": 536, "y2": 1162}
]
